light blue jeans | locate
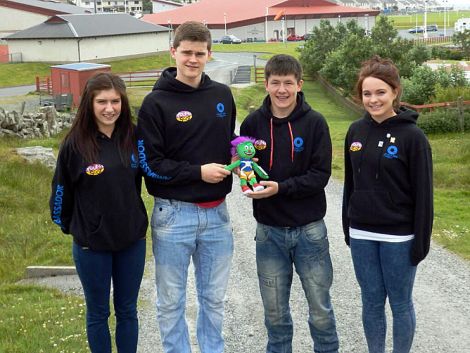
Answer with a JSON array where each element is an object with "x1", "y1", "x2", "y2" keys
[
  {"x1": 151, "y1": 198, "x2": 233, "y2": 353},
  {"x1": 350, "y1": 238, "x2": 417, "y2": 353},
  {"x1": 256, "y1": 220, "x2": 339, "y2": 353}
]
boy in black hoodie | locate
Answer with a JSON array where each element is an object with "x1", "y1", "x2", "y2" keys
[
  {"x1": 137, "y1": 22, "x2": 235, "y2": 353},
  {"x1": 240, "y1": 55, "x2": 339, "y2": 353}
]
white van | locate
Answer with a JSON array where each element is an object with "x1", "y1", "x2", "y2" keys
[{"x1": 454, "y1": 18, "x2": 470, "y2": 33}]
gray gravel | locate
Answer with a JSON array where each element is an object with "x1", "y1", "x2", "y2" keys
[{"x1": 25, "y1": 178, "x2": 470, "y2": 352}]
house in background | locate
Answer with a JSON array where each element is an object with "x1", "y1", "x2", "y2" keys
[
  {"x1": 3, "y1": 13, "x2": 169, "y2": 62},
  {"x1": 72, "y1": 0, "x2": 143, "y2": 15},
  {"x1": 151, "y1": 0, "x2": 182, "y2": 14},
  {"x1": 142, "y1": 0, "x2": 379, "y2": 42},
  {"x1": 0, "y1": 0, "x2": 90, "y2": 38}
]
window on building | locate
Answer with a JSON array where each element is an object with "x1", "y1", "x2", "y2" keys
[{"x1": 61, "y1": 73, "x2": 70, "y2": 89}]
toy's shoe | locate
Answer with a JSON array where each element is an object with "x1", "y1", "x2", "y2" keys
[
  {"x1": 253, "y1": 183, "x2": 264, "y2": 192},
  {"x1": 241, "y1": 185, "x2": 252, "y2": 194}
]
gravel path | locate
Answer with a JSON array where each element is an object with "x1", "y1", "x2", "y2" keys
[
  {"x1": 136, "y1": 178, "x2": 470, "y2": 353},
  {"x1": 24, "y1": 178, "x2": 470, "y2": 352}
]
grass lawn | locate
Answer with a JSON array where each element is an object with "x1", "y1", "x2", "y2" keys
[
  {"x1": 0, "y1": 52, "x2": 174, "y2": 88},
  {"x1": 388, "y1": 10, "x2": 470, "y2": 29}
]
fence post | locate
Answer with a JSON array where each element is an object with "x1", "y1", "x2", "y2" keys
[
  {"x1": 35, "y1": 76, "x2": 40, "y2": 92},
  {"x1": 457, "y1": 96, "x2": 464, "y2": 133}
]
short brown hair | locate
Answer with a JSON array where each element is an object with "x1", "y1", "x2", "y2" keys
[
  {"x1": 173, "y1": 21, "x2": 212, "y2": 51},
  {"x1": 265, "y1": 54, "x2": 303, "y2": 82},
  {"x1": 356, "y1": 55, "x2": 402, "y2": 109}
]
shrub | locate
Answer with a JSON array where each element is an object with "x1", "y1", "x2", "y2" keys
[
  {"x1": 434, "y1": 85, "x2": 470, "y2": 102},
  {"x1": 418, "y1": 108, "x2": 470, "y2": 134}
]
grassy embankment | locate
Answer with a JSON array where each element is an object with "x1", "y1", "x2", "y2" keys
[
  {"x1": 0, "y1": 42, "x2": 468, "y2": 351},
  {"x1": 387, "y1": 10, "x2": 470, "y2": 29}
]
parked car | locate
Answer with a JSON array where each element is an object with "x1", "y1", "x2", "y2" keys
[
  {"x1": 302, "y1": 33, "x2": 313, "y2": 41},
  {"x1": 426, "y1": 24, "x2": 438, "y2": 32},
  {"x1": 408, "y1": 26, "x2": 424, "y2": 33},
  {"x1": 220, "y1": 35, "x2": 242, "y2": 44},
  {"x1": 286, "y1": 34, "x2": 303, "y2": 41}
]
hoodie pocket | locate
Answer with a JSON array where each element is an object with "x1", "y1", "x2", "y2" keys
[{"x1": 348, "y1": 190, "x2": 411, "y2": 226}]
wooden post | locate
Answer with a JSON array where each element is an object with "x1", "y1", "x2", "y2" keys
[{"x1": 457, "y1": 96, "x2": 464, "y2": 133}]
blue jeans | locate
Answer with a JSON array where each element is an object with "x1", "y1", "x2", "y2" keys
[
  {"x1": 350, "y1": 238, "x2": 417, "y2": 353},
  {"x1": 256, "y1": 220, "x2": 339, "y2": 353},
  {"x1": 151, "y1": 198, "x2": 233, "y2": 353},
  {"x1": 72, "y1": 238, "x2": 146, "y2": 353}
]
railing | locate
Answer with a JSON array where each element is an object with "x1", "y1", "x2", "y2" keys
[
  {"x1": 254, "y1": 67, "x2": 313, "y2": 84},
  {"x1": 413, "y1": 35, "x2": 453, "y2": 45},
  {"x1": 117, "y1": 70, "x2": 163, "y2": 87},
  {"x1": 401, "y1": 99, "x2": 470, "y2": 112},
  {"x1": 35, "y1": 76, "x2": 52, "y2": 95}
]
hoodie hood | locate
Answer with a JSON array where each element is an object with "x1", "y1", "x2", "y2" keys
[
  {"x1": 260, "y1": 91, "x2": 311, "y2": 124},
  {"x1": 152, "y1": 67, "x2": 212, "y2": 93},
  {"x1": 365, "y1": 106, "x2": 419, "y2": 126}
]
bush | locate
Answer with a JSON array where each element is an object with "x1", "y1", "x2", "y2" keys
[
  {"x1": 434, "y1": 85, "x2": 470, "y2": 102},
  {"x1": 418, "y1": 108, "x2": 470, "y2": 134},
  {"x1": 431, "y1": 46, "x2": 465, "y2": 60}
]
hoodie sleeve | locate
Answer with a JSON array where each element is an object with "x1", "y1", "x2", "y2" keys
[
  {"x1": 49, "y1": 143, "x2": 74, "y2": 234},
  {"x1": 409, "y1": 134, "x2": 433, "y2": 265},
  {"x1": 277, "y1": 116, "x2": 332, "y2": 198},
  {"x1": 136, "y1": 99, "x2": 201, "y2": 186},
  {"x1": 342, "y1": 128, "x2": 353, "y2": 246}
]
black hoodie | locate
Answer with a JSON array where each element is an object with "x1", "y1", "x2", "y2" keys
[
  {"x1": 50, "y1": 131, "x2": 148, "y2": 252},
  {"x1": 137, "y1": 68, "x2": 236, "y2": 202},
  {"x1": 240, "y1": 92, "x2": 332, "y2": 227},
  {"x1": 342, "y1": 107, "x2": 433, "y2": 265}
]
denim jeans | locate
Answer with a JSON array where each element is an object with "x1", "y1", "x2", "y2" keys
[
  {"x1": 73, "y1": 238, "x2": 146, "y2": 353},
  {"x1": 350, "y1": 238, "x2": 417, "y2": 353},
  {"x1": 151, "y1": 198, "x2": 233, "y2": 353},
  {"x1": 256, "y1": 220, "x2": 339, "y2": 353}
]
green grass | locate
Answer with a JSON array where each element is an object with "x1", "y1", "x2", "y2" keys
[
  {"x1": 212, "y1": 42, "x2": 302, "y2": 59},
  {"x1": 387, "y1": 10, "x2": 470, "y2": 29},
  {"x1": 0, "y1": 52, "x2": 173, "y2": 88}
]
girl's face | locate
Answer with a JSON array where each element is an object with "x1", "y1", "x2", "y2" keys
[
  {"x1": 361, "y1": 76, "x2": 398, "y2": 123},
  {"x1": 93, "y1": 89, "x2": 121, "y2": 136}
]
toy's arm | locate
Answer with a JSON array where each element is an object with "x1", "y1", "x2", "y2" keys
[
  {"x1": 224, "y1": 160, "x2": 241, "y2": 171},
  {"x1": 252, "y1": 162, "x2": 269, "y2": 179}
]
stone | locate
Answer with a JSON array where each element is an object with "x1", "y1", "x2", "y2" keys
[{"x1": 15, "y1": 146, "x2": 57, "y2": 169}]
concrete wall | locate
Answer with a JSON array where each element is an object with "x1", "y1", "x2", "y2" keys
[
  {"x1": 6, "y1": 32, "x2": 169, "y2": 62},
  {"x1": 0, "y1": 7, "x2": 48, "y2": 33}
]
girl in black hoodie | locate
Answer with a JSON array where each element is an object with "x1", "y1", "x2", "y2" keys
[
  {"x1": 342, "y1": 56, "x2": 433, "y2": 353},
  {"x1": 50, "y1": 73, "x2": 148, "y2": 353}
]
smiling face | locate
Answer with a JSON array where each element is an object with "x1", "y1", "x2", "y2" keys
[
  {"x1": 93, "y1": 88, "x2": 121, "y2": 137},
  {"x1": 361, "y1": 76, "x2": 398, "y2": 123},
  {"x1": 265, "y1": 74, "x2": 303, "y2": 118},
  {"x1": 171, "y1": 40, "x2": 211, "y2": 88},
  {"x1": 237, "y1": 141, "x2": 256, "y2": 159}
]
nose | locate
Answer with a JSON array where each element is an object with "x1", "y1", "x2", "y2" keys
[{"x1": 104, "y1": 102, "x2": 114, "y2": 111}]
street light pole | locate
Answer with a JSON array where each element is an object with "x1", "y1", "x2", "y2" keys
[
  {"x1": 423, "y1": 0, "x2": 428, "y2": 39},
  {"x1": 444, "y1": 0, "x2": 447, "y2": 36},
  {"x1": 224, "y1": 13, "x2": 227, "y2": 35}
]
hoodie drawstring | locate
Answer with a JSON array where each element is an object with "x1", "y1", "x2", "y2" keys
[{"x1": 269, "y1": 118, "x2": 294, "y2": 170}]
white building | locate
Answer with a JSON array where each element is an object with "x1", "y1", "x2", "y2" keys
[
  {"x1": 3, "y1": 13, "x2": 169, "y2": 62},
  {"x1": 454, "y1": 18, "x2": 470, "y2": 32},
  {"x1": 151, "y1": 0, "x2": 182, "y2": 14},
  {"x1": 73, "y1": 0, "x2": 143, "y2": 14}
]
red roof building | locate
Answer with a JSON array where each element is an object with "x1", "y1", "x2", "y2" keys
[{"x1": 143, "y1": 0, "x2": 379, "y2": 42}]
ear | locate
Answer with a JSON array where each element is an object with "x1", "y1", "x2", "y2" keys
[
  {"x1": 264, "y1": 80, "x2": 269, "y2": 91},
  {"x1": 170, "y1": 47, "x2": 176, "y2": 59},
  {"x1": 297, "y1": 79, "x2": 304, "y2": 92},
  {"x1": 207, "y1": 50, "x2": 212, "y2": 59}
]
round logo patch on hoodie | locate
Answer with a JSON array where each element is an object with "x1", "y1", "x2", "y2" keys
[
  {"x1": 350, "y1": 142, "x2": 362, "y2": 152},
  {"x1": 254, "y1": 139, "x2": 267, "y2": 150},
  {"x1": 176, "y1": 111, "x2": 192, "y2": 122},
  {"x1": 86, "y1": 164, "x2": 104, "y2": 176}
]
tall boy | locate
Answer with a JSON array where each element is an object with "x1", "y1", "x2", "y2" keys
[
  {"x1": 136, "y1": 21, "x2": 235, "y2": 353},
  {"x1": 240, "y1": 54, "x2": 339, "y2": 353}
]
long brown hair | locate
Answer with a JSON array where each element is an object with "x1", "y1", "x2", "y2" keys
[
  {"x1": 356, "y1": 55, "x2": 402, "y2": 110},
  {"x1": 63, "y1": 72, "x2": 135, "y2": 165}
]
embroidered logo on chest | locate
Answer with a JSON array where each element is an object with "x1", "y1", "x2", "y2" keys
[
  {"x1": 216, "y1": 103, "x2": 227, "y2": 118},
  {"x1": 384, "y1": 145, "x2": 399, "y2": 159},
  {"x1": 176, "y1": 111, "x2": 192, "y2": 122},
  {"x1": 350, "y1": 142, "x2": 362, "y2": 152},
  {"x1": 86, "y1": 164, "x2": 104, "y2": 176},
  {"x1": 294, "y1": 137, "x2": 304, "y2": 152}
]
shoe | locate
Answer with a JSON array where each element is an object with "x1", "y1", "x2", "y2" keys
[
  {"x1": 241, "y1": 185, "x2": 252, "y2": 194},
  {"x1": 253, "y1": 183, "x2": 264, "y2": 192}
]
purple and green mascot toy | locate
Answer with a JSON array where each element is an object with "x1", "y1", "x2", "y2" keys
[{"x1": 225, "y1": 136, "x2": 269, "y2": 194}]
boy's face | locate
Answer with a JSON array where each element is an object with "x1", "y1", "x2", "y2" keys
[
  {"x1": 171, "y1": 40, "x2": 211, "y2": 87},
  {"x1": 265, "y1": 74, "x2": 303, "y2": 116}
]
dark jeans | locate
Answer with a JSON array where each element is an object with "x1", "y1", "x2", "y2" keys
[
  {"x1": 73, "y1": 239, "x2": 146, "y2": 353},
  {"x1": 350, "y1": 238, "x2": 417, "y2": 353}
]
